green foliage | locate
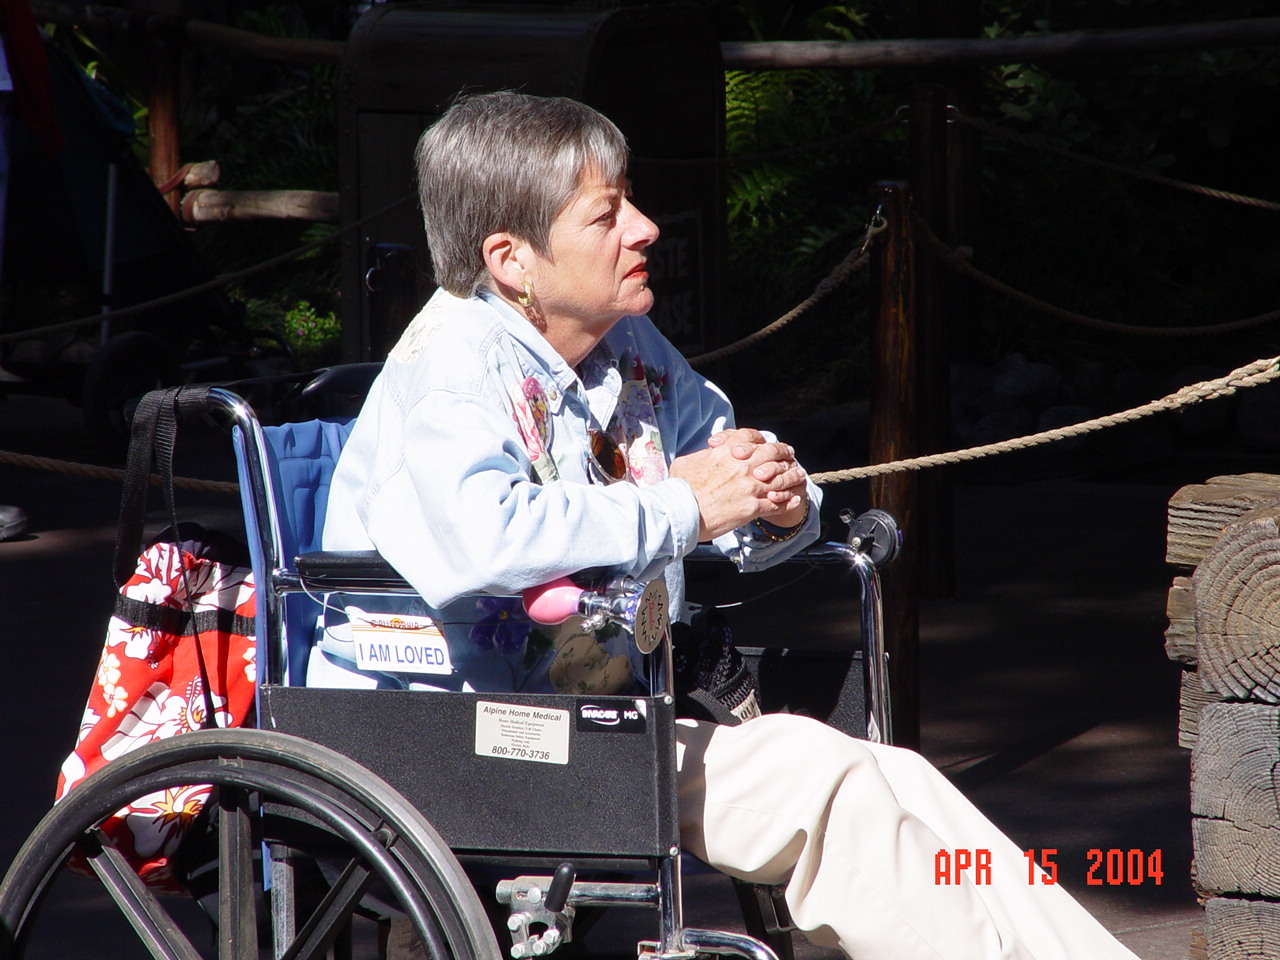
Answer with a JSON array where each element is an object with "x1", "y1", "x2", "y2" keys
[
  {"x1": 278, "y1": 299, "x2": 342, "y2": 366},
  {"x1": 712, "y1": 3, "x2": 906, "y2": 408},
  {"x1": 704, "y1": 0, "x2": 1280, "y2": 408},
  {"x1": 179, "y1": 4, "x2": 346, "y2": 369},
  {"x1": 970, "y1": 0, "x2": 1280, "y2": 372},
  {"x1": 44, "y1": 24, "x2": 150, "y2": 161},
  {"x1": 217, "y1": 221, "x2": 343, "y2": 370},
  {"x1": 40, "y1": 0, "x2": 1280, "y2": 399},
  {"x1": 183, "y1": 5, "x2": 341, "y2": 193}
]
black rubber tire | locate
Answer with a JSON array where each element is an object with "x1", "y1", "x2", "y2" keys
[
  {"x1": 82, "y1": 331, "x2": 182, "y2": 458},
  {"x1": 0, "y1": 729, "x2": 501, "y2": 960}
]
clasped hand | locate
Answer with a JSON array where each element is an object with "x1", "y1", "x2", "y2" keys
[{"x1": 668, "y1": 428, "x2": 809, "y2": 542}]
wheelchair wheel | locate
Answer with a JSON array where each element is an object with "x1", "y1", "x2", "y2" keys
[{"x1": 0, "y1": 729, "x2": 501, "y2": 960}]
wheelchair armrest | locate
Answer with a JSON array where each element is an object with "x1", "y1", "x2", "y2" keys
[
  {"x1": 294, "y1": 550, "x2": 415, "y2": 593},
  {"x1": 686, "y1": 541, "x2": 858, "y2": 567},
  {"x1": 299, "y1": 362, "x2": 384, "y2": 401}
]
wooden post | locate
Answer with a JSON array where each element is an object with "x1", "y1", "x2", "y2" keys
[
  {"x1": 909, "y1": 83, "x2": 954, "y2": 600},
  {"x1": 868, "y1": 180, "x2": 920, "y2": 749},
  {"x1": 147, "y1": 35, "x2": 182, "y2": 216},
  {"x1": 1164, "y1": 472, "x2": 1280, "y2": 956}
]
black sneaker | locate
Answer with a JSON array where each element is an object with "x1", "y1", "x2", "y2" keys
[{"x1": 0, "y1": 505, "x2": 29, "y2": 542}]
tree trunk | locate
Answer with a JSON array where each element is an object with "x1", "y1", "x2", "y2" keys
[
  {"x1": 1205, "y1": 897, "x2": 1280, "y2": 960},
  {"x1": 1191, "y1": 703, "x2": 1280, "y2": 898},
  {"x1": 1166, "y1": 575, "x2": 1196, "y2": 666},
  {"x1": 1178, "y1": 670, "x2": 1220, "y2": 750},
  {"x1": 1168, "y1": 474, "x2": 1280, "y2": 568},
  {"x1": 1192, "y1": 505, "x2": 1280, "y2": 702},
  {"x1": 181, "y1": 189, "x2": 340, "y2": 223}
]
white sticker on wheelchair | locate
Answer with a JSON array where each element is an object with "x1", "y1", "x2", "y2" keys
[
  {"x1": 348, "y1": 610, "x2": 453, "y2": 675},
  {"x1": 475, "y1": 701, "x2": 570, "y2": 765}
]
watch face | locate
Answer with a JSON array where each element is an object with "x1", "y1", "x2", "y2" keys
[{"x1": 631, "y1": 578, "x2": 670, "y2": 655}]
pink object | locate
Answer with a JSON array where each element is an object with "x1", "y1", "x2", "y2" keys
[{"x1": 523, "y1": 577, "x2": 584, "y2": 624}]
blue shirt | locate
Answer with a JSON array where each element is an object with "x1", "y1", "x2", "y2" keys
[{"x1": 317, "y1": 288, "x2": 821, "y2": 694}]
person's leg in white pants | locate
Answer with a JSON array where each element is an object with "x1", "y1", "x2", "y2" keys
[{"x1": 676, "y1": 714, "x2": 1140, "y2": 960}]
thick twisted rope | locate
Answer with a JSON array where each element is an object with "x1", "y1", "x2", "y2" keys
[
  {"x1": 954, "y1": 111, "x2": 1280, "y2": 214},
  {"x1": 687, "y1": 212, "x2": 886, "y2": 367},
  {"x1": 810, "y1": 356, "x2": 1280, "y2": 484},
  {"x1": 919, "y1": 221, "x2": 1280, "y2": 337},
  {"x1": 4, "y1": 357, "x2": 1278, "y2": 490},
  {"x1": 0, "y1": 447, "x2": 239, "y2": 493},
  {"x1": 0, "y1": 194, "x2": 415, "y2": 346},
  {"x1": 687, "y1": 248, "x2": 869, "y2": 366}
]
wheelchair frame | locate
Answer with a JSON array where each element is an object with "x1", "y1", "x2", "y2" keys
[{"x1": 0, "y1": 383, "x2": 898, "y2": 960}]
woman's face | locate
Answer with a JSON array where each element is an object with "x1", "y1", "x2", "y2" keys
[{"x1": 524, "y1": 169, "x2": 660, "y2": 333}]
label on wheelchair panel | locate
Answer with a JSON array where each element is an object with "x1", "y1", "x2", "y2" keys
[
  {"x1": 475, "y1": 701, "x2": 570, "y2": 765},
  {"x1": 575, "y1": 699, "x2": 647, "y2": 733},
  {"x1": 349, "y1": 611, "x2": 453, "y2": 675}
]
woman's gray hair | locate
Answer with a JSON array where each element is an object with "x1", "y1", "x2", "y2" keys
[{"x1": 415, "y1": 91, "x2": 630, "y2": 296}]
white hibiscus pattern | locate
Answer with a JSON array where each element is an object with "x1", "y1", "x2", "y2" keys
[{"x1": 57, "y1": 539, "x2": 256, "y2": 889}]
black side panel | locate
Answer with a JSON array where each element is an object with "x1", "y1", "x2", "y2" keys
[{"x1": 259, "y1": 686, "x2": 679, "y2": 858}]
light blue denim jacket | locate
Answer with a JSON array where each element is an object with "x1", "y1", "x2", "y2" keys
[{"x1": 317, "y1": 288, "x2": 821, "y2": 694}]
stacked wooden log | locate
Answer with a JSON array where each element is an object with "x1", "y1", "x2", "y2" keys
[{"x1": 1167, "y1": 473, "x2": 1280, "y2": 958}]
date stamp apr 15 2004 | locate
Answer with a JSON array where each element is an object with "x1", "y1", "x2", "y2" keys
[{"x1": 934, "y1": 848, "x2": 1164, "y2": 886}]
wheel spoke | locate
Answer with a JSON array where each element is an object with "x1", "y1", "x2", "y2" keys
[
  {"x1": 2, "y1": 731, "x2": 500, "y2": 960},
  {"x1": 217, "y1": 786, "x2": 259, "y2": 960},
  {"x1": 279, "y1": 856, "x2": 373, "y2": 960},
  {"x1": 81, "y1": 828, "x2": 204, "y2": 960}
]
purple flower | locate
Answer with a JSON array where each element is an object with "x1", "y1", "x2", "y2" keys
[{"x1": 470, "y1": 597, "x2": 530, "y2": 654}]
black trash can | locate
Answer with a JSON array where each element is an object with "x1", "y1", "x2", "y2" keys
[{"x1": 338, "y1": 2, "x2": 725, "y2": 362}]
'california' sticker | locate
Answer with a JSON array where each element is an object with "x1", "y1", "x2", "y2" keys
[{"x1": 349, "y1": 608, "x2": 453, "y2": 675}]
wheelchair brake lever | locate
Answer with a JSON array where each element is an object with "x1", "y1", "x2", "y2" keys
[
  {"x1": 524, "y1": 576, "x2": 670, "y2": 654},
  {"x1": 544, "y1": 862, "x2": 576, "y2": 914}
]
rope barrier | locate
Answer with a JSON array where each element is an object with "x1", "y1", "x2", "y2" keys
[
  {"x1": 6, "y1": 103, "x2": 1279, "y2": 490},
  {"x1": 686, "y1": 210, "x2": 886, "y2": 366},
  {"x1": 0, "y1": 194, "x2": 415, "y2": 347},
  {"x1": 0, "y1": 447, "x2": 239, "y2": 494},
  {"x1": 6, "y1": 353, "x2": 1278, "y2": 492},
  {"x1": 953, "y1": 110, "x2": 1280, "y2": 214},
  {"x1": 917, "y1": 219, "x2": 1280, "y2": 337},
  {"x1": 810, "y1": 355, "x2": 1280, "y2": 484}
]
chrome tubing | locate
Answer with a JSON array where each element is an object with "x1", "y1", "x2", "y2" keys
[
  {"x1": 851, "y1": 549, "x2": 892, "y2": 745},
  {"x1": 206, "y1": 387, "x2": 290, "y2": 687},
  {"x1": 495, "y1": 879, "x2": 660, "y2": 909},
  {"x1": 657, "y1": 852, "x2": 687, "y2": 956},
  {"x1": 682, "y1": 928, "x2": 781, "y2": 960}
]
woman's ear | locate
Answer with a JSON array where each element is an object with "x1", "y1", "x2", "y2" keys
[{"x1": 482, "y1": 232, "x2": 528, "y2": 295}]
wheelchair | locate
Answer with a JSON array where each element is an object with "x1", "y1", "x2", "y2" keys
[{"x1": 0, "y1": 372, "x2": 900, "y2": 960}]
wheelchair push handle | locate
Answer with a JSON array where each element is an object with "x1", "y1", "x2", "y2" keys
[{"x1": 522, "y1": 576, "x2": 670, "y2": 654}]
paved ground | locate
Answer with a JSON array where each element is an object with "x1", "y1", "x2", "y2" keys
[{"x1": 0, "y1": 388, "x2": 1237, "y2": 958}]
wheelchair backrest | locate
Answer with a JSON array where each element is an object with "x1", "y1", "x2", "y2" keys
[{"x1": 233, "y1": 416, "x2": 356, "y2": 686}]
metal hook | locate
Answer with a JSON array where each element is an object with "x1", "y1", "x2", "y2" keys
[{"x1": 859, "y1": 204, "x2": 888, "y2": 256}]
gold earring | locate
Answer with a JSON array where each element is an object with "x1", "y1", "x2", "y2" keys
[{"x1": 516, "y1": 280, "x2": 535, "y2": 308}]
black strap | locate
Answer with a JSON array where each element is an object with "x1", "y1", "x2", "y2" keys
[
  {"x1": 113, "y1": 386, "x2": 223, "y2": 586},
  {"x1": 112, "y1": 389, "x2": 170, "y2": 588},
  {"x1": 113, "y1": 594, "x2": 256, "y2": 639},
  {"x1": 110, "y1": 385, "x2": 224, "y2": 728}
]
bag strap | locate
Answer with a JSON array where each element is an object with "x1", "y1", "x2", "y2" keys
[
  {"x1": 111, "y1": 385, "x2": 224, "y2": 728},
  {"x1": 113, "y1": 389, "x2": 168, "y2": 588},
  {"x1": 113, "y1": 386, "x2": 220, "y2": 587}
]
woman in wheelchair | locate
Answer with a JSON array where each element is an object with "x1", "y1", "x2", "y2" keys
[{"x1": 317, "y1": 92, "x2": 1140, "y2": 960}]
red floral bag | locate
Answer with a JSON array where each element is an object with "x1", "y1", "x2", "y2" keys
[
  {"x1": 54, "y1": 528, "x2": 256, "y2": 891},
  {"x1": 53, "y1": 387, "x2": 259, "y2": 891}
]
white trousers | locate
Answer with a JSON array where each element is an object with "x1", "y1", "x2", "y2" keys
[{"x1": 676, "y1": 715, "x2": 1140, "y2": 960}]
